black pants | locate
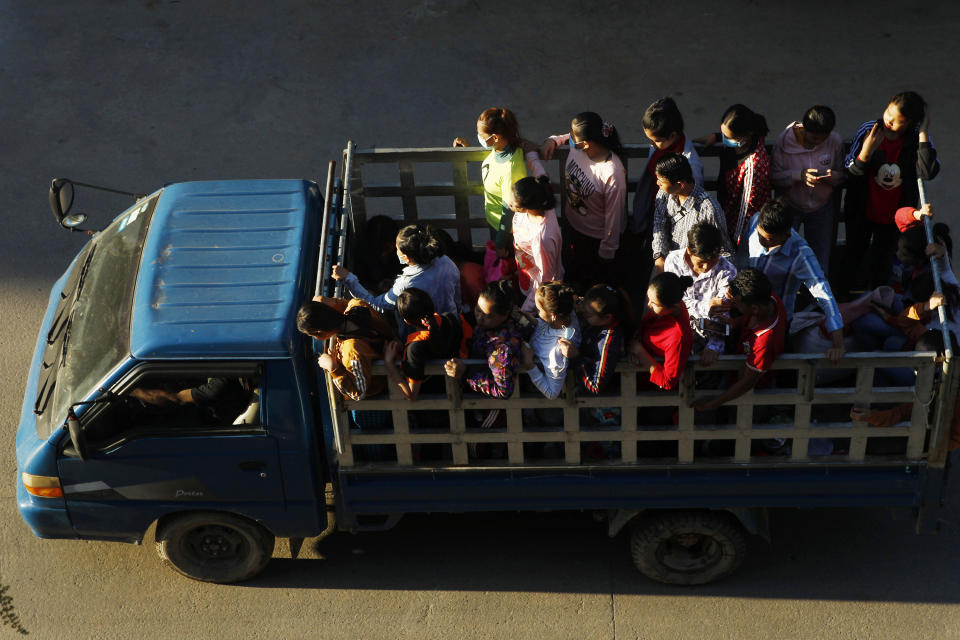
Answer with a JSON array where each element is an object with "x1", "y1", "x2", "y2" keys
[
  {"x1": 562, "y1": 220, "x2": 616, "y2": 292},
  {"x1": 845, "y1": 216, "x2": 899, "y2": 291}
]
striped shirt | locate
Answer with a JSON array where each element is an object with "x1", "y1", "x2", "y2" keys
[
  {"x1": 651, "y1": 184, "x2": 730, "y2": 259},
  {"x1": 747, "y1": 215, "x2": 843, "y2": 333},
  {"x1": 576, "y1": 321, "x2": 624, "y2": 394}
]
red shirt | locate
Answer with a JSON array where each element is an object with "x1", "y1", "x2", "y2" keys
[
  {"x1": 737, "y1": 294, "x2": 787, "y2": 381},
  {"x1": 865, "y1": 136, "x2": 905, "y2": 224},
  {"x1": 638, "y1": 305, "x2": 693, "y2": 390}
]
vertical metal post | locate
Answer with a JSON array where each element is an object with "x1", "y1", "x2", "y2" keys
[{"x1": 917, "y1": 178, "x2": 952, "y2": 360}]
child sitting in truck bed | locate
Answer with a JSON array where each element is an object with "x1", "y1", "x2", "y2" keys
[
  {"x1": 384, "y1": 287, "x2": 470, "y2": 402},
  {"x1": 628, "y1": 272, "x2": 694, "y2": 392},
  {"x1": 296, "y1": 296, "x2": 396, "y2": 401},
  {"x1": 332, "y1": 224, "x2": 461, "y2": 338},
  {"x1": 564, "y1": 284, "x2": 631, "y2": 395},
  {"x1": 663, "y1": 222, "x2": 737, "y2": 367},
  {"x1": 520, "y1": 281, "x2": 581, "y2": 400},
  {"x1": 445, "y1": 281, "x2": 525, "y2": 427}
]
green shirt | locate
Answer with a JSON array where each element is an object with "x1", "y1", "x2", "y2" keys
[{"x1": 482, "y1": 145, "x2": 529, "y2": 247}]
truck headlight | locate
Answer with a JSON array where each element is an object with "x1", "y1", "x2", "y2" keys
[{"x1": 21, "y1": 473, "x2": 63, "y2": 498}]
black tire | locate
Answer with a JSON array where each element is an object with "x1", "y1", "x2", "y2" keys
[
  {"x1": 155, "y1": 512, "x2": 275, "y2": 584},
  {"x1": 630, "y1": 510, "x2": 746, "y2": 585}
]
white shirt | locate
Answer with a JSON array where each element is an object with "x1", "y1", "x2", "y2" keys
[
  {"x1": 527, "y1": 315, "x2": 582, "y2": 399},
  {"x1": 663, "y1": 249, "x2": 737, "y2": 353}
]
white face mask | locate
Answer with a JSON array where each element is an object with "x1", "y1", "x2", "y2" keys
[
  {"x1": 397, "y1": 250, "x2": 410, "y2": 265},
  {"x1": 477, "y1": 133, "x2": 493, "y2": 149}
]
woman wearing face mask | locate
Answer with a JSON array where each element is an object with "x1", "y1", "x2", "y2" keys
[
  {"x1": 697, "y1": 104, "x2": 771, "y2": 249},
  {"x1": 332, "y1": 224, "x2": 461, "y2": 338},
  {"x1": 842, "y1": 91, "x2": 940, "y2": 292},
  {"x1": 541, "y1": 112, "x2": 628, "y2": 289},
  {"x1": 453, "y1": 107, "x2": 546, "y2": 251}
]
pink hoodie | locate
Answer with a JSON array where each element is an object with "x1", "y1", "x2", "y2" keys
[{"x1": 771, "y1": 122, "x2": 845, "y2": 213}]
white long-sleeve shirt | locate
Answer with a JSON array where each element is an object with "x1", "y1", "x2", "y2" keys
[{"x1": 527, "y1": 315, "x2": 582, "y2": 399}]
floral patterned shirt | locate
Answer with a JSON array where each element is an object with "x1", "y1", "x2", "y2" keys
[{"x1": 465, "y1": 321, "x2": 524, "y2": 398}]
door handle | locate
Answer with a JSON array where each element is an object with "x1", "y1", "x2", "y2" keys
[{"x1": 237, "y1": 460, "x2": 268, "y2": 471}]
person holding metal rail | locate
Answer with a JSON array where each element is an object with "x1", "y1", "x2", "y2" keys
[
  {"x1": 452, "y1": 107, "x2": 546, "y2": 252},
  {"x1": 842, "y1": 91, "x2": 940, "y2": 292}
]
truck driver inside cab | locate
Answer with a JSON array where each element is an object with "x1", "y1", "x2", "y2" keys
[{"x1": 129, "y1": 377, "x2": 252, "y2": 426}]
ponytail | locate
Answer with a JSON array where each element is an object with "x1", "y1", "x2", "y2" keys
[
  {"x1": 721, "y1": 104, "x2": 769, "y2": 139},
  {"x1": 396, "y1": 224, "x2": 443, "y2": 265},
  {"x1": 584, "y1": 284, "x2": 634, "y2": 335},
  {"x1": 512, "y1": 176, "x2": 555, "y2": 212},
  {"x1": 478, "y1": 107, "x2": 521, "y2": 147},
  {"x1": 572, "y1": 111, "x2": 625, "y2": 162}
]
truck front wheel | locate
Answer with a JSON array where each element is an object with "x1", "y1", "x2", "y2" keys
[
  {"x1": 156, "y1": 512, "x2": 275, "y2": 584},
  {"x1": 630, "y1": 510, "x2": 746, "y2": 585}
]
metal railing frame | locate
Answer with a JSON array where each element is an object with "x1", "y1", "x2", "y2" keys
[{"x1": 319, "y1": 143, "x2": 956, "y2": 472}]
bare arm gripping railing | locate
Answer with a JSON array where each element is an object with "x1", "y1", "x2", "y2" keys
[{"x1": 917, "y1": 178, "x2": 953, "y2": 360}]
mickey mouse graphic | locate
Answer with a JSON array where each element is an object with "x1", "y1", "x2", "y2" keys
[{"x1": 874, "y1": 162, "x2": 902, "y2": 191}]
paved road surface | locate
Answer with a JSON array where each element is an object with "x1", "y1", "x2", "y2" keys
[{"x1": 2, "y1": 2, "x2": 960, "y2": 638}]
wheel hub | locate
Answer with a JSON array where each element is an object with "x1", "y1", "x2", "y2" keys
[
  {"x1": 657, "y1": 533, "x2": 722, "y2": 573},
  {"x1": 186, "y1": 525, "x2": 245, "y2": 561}
]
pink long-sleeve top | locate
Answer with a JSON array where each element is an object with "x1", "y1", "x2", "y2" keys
[
  {"x1": 513, "y1": 208, "x2": 564, "y2": 313},
  {"x1": 549, "y1": 133, "x2": 627, "y2": 259}
]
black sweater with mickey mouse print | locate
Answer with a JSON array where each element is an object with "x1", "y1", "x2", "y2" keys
[{"x1": 844, "y1": 119, "x2": 940, "y2": 225}]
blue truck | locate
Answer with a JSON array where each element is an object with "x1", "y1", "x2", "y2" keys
[{"x1": 15, "y1": 143, "x2": 959, "y2": 585}]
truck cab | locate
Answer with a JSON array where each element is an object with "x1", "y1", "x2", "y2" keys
[{"x1": 17, "y1": 179, "x2": 328, "y2": 582}]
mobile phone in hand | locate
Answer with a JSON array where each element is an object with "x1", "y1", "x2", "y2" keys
[{"x1": 699, "y1": 317, "x2": 730, "y2": 336}]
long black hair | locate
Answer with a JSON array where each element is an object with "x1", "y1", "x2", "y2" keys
[
  {"x1": 583, "y1": 284, "x2": 634, "y2": 335},
  {"x1": 572, "y1": 111, "x2": 624, "y2": 162},
  {"x1": 396, "y1": 224, "x2": 443, "y2": 265},
  {"x1": 296, "y1": 300, "x2": 385, "y2": 340}
]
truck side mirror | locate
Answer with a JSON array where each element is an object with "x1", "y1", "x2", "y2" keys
[
  {"x1": 65, "y1": 409, "x2": 89, "y2": 461},
  {"x1": 49, "y1": 178, "x2": 88, "y2": 230}
]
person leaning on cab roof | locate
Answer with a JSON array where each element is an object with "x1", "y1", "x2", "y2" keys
[{"x1": 296, "y1": 296, "x2": 396, "y2": 402}]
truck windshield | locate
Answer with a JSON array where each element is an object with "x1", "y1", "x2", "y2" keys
[{"x1": 43, "y1": 194, "x2": 157, "y2": 437}]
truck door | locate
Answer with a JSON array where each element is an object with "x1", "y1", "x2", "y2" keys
[{"x1": 57, "y1": 362, "x2": 285, "y2": 540}]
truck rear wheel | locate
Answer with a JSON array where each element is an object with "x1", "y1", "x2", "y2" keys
[
  {"x1": 156, "y1": 512, "x2": 275, "y2": 584},
  {"x1": 630, "y1": 510, "x2": 746, "y2": 585}
]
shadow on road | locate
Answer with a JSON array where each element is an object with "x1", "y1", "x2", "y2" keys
[{"x1": 243, "y1": 505, "x2": 960, "y2": 602}]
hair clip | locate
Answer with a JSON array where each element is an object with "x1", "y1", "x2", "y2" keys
[{"x1": 601, "y1": 121, "x2": 615, "y2": 137}]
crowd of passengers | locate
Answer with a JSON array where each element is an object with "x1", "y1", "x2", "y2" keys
[{"x1": 295, "y1": 91, "x2": 960, "y2": 454}]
